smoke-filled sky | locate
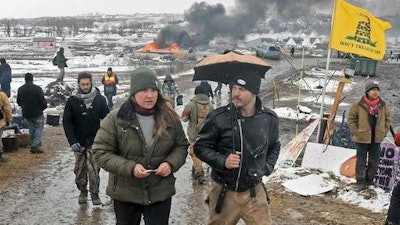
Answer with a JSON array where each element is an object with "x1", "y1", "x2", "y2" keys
[
  {"x1": 179, "y1": 0, "x2": 398, "y2": 45},
  {"x1": 1, "y1": 0, "x2": 398, "y2": 19}
]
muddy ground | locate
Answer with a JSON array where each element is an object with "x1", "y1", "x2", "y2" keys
[{"x1": 1, "y1": 57, "x2": 398, "y2": 224}]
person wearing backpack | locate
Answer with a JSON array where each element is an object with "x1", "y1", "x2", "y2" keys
[
  {"x1": 161, "y1": 74, "x2": 181, "y2": 108},
  {"x1": 181, "y1": 85, "x2": 214, "y2": 184},
  {"x1": 54, "y1": 47, "x2": 68, "y2": 82}
]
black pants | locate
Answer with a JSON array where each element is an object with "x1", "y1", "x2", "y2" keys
[
  {"x1": 113, "y1": 198, "x2": 171, "y2": 225},
  {"x1": 386, "y1": 182, "x2": 400, "y2": 224},
  {"x1": 355, "y1": 143, "x2": 380, "y2": 184}
]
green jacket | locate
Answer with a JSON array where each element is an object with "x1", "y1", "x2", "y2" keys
[
  {"x1": 181, "y1": 94, "x2": 213, "y2": 141},
  {"x1": 347, "y1": 97, "x2": 391, "y2": 144},
  {"x1": 93, "y1": 100, "x2": 188, "y2": 205}
]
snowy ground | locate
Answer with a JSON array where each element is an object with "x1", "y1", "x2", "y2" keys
[{"x1": 2, "y1": 35, "x2": 398, "y2": 223}]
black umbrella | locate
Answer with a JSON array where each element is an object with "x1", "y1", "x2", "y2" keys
[{"x1": 193, "y1": 50, "x2": 272, "y2": 84}]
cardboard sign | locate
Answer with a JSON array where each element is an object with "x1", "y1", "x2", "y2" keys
[{"x1": 373, "y1": 143, "x2": 400, "y2": 191}]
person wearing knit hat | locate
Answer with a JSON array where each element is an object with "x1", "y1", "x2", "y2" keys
[
  {"x1": 101, "y1": 67, "x2": 119, "y2": 109},
  {"x1": 194, "y1": 69, "x2": 280, "y2": 224},
  {"x1": 347, "y1": 80, "x2": 391, "y2": 191},
  {"x1": 130, "y1": 67, "x2": 159, "y2": 95},
  {"x1": 365, "y1": 80, "x2": 380, "y2": 94},
  {"x1": 181, "y1": 85, "x2": 213, "y2": 185},
  {"x1": 17, "y1": 73, "x2": 48, "y2": 154},
  {"x1": 231, "y1": 70, "x2": 262, "y2": 95},
  {"x1": 160, "y1": 74, "x2": 181, "y2": 108},
  {"x1": 93, "y1": 66, "x2": 188, "y2": 225}
]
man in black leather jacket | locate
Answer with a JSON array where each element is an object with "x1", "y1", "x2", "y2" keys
[{"x1": 194, "y1": 70, "x2": 280, "y2": 225}]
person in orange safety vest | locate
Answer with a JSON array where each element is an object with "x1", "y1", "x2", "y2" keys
[{"x1": 101, "y1": 67, "x2": 119, "y2": 109}]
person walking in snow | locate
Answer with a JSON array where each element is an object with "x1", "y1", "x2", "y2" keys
[
  {"x1": 161, "y1": 74, "x2": 181, "y2": 108},
  {"x1": 17, "y1": 73, "x2": 47, "y2": 154},
  {"x1": 290, "y1": 46, "x2": 295, "y2": 58},
  {"x1": 181, "y1": 85, "x2": 213, "y2": 184},
  {"x1": 101, "y1": 67, "x2": 119, "y2": 109},
  {"x1": 55, "y1": 47, "x2": 68, "y2": 82},
  {"x1": 93, "y1": 67, "x2": 188, "y2": 225},
  {"x1": 347, "y1": 81, "x2": 391, "y2": 191},
  {"x1": 199, "y1": 80, "x2": 214, "y2": 99},
  {"x1": 214, "y1": 82, "x2": 222, "y2": 95},
  {"x1": 62, "y1": 72, "x2": 109, "y2": 205},
  {"x1": 194, "y1": 70, "x2": 281, "y2": 225},
  {"x1": 0, "y1": 58, "x2": 12, "y2": 97}
]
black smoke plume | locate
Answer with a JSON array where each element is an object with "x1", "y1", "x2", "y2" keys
[{"x1": 153, "y1": 0, "x2": 399, "y2": 48}]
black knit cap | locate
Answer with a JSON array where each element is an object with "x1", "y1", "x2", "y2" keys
[
  {"x1": 194, "y1": 85, "x2": 207, "y2": 95},
  {"x1": 25, "y1": 73, "x2": 33, "y2": 82},
  {"x1": 231, "y1": 70, "x2": 261, "y2": 95}
]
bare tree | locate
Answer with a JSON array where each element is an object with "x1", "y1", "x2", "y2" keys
[
  {"x1": 11, "y1": 19, "x2": 20, "y2": 36},
  {"x1": 2, "y1": 19, "x2": 12, "y2": 37}
]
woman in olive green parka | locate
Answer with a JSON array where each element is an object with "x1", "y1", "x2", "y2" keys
[{"x1": 93, "y1": 67, "x2": 188, "y2": 225}]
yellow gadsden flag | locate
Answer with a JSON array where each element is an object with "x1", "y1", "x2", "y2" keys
[{"x1": 329, "y1": 0, "x2": 392, "y2": 60}]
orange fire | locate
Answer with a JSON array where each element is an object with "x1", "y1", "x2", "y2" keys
[{"x1": 140, "y1": 42, "x2": 180, "y2": 52}]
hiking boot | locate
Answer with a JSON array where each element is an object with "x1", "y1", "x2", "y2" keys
[
  {"x1": 30, "y1": 147, "x2": 44, "y2": 154},
  {"x1": 91, "y1": 193, "x2": 102, "y2": 205},
  {"x1": 78, "y1": 191, "x2": 88, "y2": 204},
  {"x1": 385, "y1": 220, "x2": 399, "y2": 225},
  {"x1": 0, "y1": 154, "x2": 9, "y2": 162},
  {"x1": 354, "y1": 183, "x2": 367, "y2": 191},
  {"x1": 366, "y1": 180, "x2": 375, "y2": 187}
]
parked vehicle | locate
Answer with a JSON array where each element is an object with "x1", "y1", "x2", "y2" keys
[{"x1": 256, "y1": 43, "x2": 281, "y2": 60}]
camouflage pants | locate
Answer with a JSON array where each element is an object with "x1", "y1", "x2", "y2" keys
[
  {"x1": 188, "y1": 139, "x2": 203, "y2": 176},
  {"x1": 206, "y1": 181, "x2": 271, "y2": 225},
  {"x1": 74, "y1": 147, "x2": 100, "y2": 194}
]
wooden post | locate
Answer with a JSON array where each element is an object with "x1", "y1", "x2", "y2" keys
[{"x1": 323, "y1": 76, "x2": 353, "y2": 145}]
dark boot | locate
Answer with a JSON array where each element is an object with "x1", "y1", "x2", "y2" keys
[
  {"x1": 385, "y1": 220, "x2": 399, "y2": 225},
  {"x1": 78, "y1": 191, "x2": 88, "y2": 204},
  {"x1": 354, "y1": 183, "x2": 367, "y2": 191},
  {"x1": 30, "y1": 147, "x2": 44, "y2": 154},
  {"x1": 0, "y1": 154, "x2": 9, "y2": 162},
  {"x1": 91, "y1": 193, "x2": 102, "y2": 205}
]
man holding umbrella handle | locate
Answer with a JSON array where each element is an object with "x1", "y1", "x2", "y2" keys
[{"x1": 194, "y1": 69, "x2": 281, "y2": 225}]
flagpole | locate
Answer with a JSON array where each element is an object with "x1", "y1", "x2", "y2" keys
[
  {"x1": 316, "y1": 0, "x2": 337, "y2": 141},
  {"x1": 316, "y1": 48, "x2": 332, "y2": 141}
]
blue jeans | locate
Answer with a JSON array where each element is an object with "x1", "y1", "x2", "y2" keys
[
  {"x1": 25, "y1": 115, "x2": 44, "y2": 148},
  {"x1": 105, "y1": 93, "x2": 114, "y2": 109}
]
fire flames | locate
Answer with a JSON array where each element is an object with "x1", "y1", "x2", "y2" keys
[{"x1": 139, "y1": 42, "x2": 180, "y2": 53}]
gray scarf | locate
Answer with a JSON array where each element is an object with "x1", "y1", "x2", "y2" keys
[{"x1": 76, "y1": 87, "x2": 97, "y2": 109}]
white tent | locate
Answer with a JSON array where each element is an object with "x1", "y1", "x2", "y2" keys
[
  {"x1": 312, "y1": 38, "x2": 322, "y2": 45},
  {"x1": 286, "y1": 38, "x2": 297, "y2": 46},
  {"x1": 301, "y1": 37, "x2": 316, "y2": 48}
]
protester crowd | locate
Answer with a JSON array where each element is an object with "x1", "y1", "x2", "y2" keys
[{"x1": 0, "y1": 54, "x2": 399, "y2": 225}]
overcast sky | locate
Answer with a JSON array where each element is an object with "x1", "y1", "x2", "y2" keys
[{"x1": 2, "y1": 0, "x2": 235, "y2": 19}]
